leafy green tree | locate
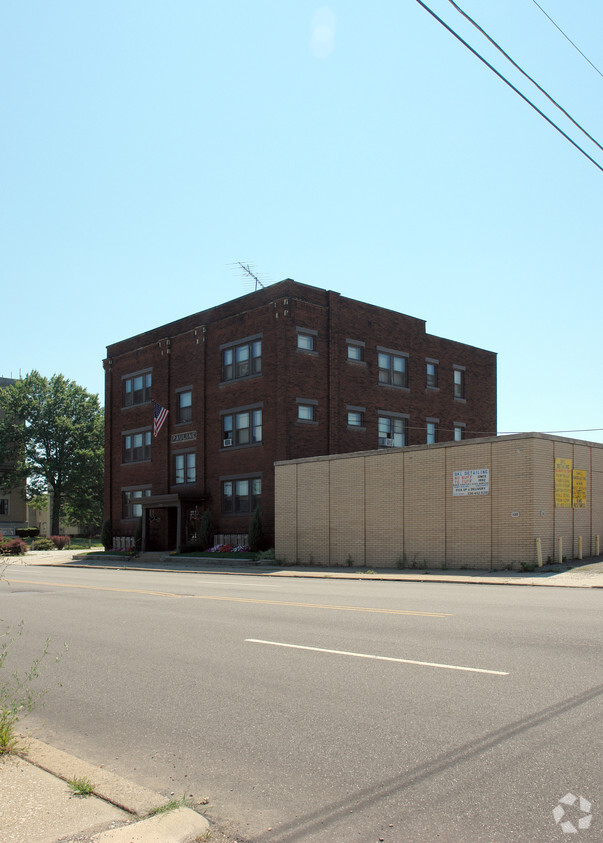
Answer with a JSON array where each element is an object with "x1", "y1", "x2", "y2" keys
[
  {"x1": 61, "y1": 408, "x2": 104, "y2": 536},
  {"x1": 0, "y1": 372, "x2": 104, "y2": 536}
]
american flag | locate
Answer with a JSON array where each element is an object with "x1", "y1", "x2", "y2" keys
[{"x1": 153, "y1": 401, "x2": 169, "y2": 438}]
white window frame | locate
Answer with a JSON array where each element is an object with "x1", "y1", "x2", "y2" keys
[{"x1": 174, "y1": 452, "x2": 196, "y2": 485}]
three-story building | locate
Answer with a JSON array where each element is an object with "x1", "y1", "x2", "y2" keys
[{"x1": 104, "y1": 279, "x2": 497, "y2": 550}]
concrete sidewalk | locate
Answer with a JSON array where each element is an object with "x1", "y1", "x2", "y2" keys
[
  {"x1": 0, "y1": 737, "x2": 210, "y2": 842},
  {"x1": 13, "y1": 547, "x2": 603, "y2": 588}
]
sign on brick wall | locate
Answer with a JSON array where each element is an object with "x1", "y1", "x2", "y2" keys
[
  {"x1": 171, "y1": 431, "x2": 197, "y2": 443},
  {"x1": 452, "y1": 469, "x2": 489, "y2": 496},
  {"x1": 572, "y1": 469, "x2": 587, "y2": 508},
  {"x1": 555, "y1": 458, "x2": 572, "y2": 507}
]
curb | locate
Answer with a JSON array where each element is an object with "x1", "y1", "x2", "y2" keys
[
  {"x1": 18, "y1": 736, "x2": 209, "y2": 841},
  {"x1": 29, "y1": 560, "x2": 603, "y2": 588}
]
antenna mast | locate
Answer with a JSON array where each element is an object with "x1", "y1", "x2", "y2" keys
[{"x1": 237, "y1": 262, "x2": 264, "y2": 291}]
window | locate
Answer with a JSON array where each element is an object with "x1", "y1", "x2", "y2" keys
[
  {"x1": 222, "y1": 477, "x2": 262, "y2": 514},
  {"x1": 426, "y1": 421, "x2": 437, "y2": 444},
  {"x1": 174, "y1": 452, "x2": 196, "y2": 485},
  {"x1": 454, "y1": 425, "x2": 464, "y2": 442},
  {"x1": 297, "y1": 332, "x2": 315, "y2": 351},
  {"x1": 297, "y1": 404, "x2": 316, "y2": 422},
  {"x1": 378, "y1": 352, "x2": 408, "y2": 388},
  {"x1": 222, "y1": 408, "x2": 262, "y2": 447},
  {"x1": 122, "y1": 488, "x2": 151, "y2": 519},
  {"x1": 426, "y1": 361, "x2": 438, "y2": 388},
  {"x1": 177, "y1": 390, "x2": 192, "y2": 424},
  {"x1": 123, "y1": 372, "x2": 152, "y2": 406},
  {"x1": 222, "y1": 338, "x2": 262, "y2": 381},
  {"x1": 347, "y1": 410, "x2": 364, "y2": 427},
  {"x1": 378, "y1": 415, "x2": 408, "y2": 447},
  {"x1": 454, "y1": 368, "x2": 465, "y2": 399},
  {"x1": 347, "y1": 343, "x2": 364, "y2": 362},
  {"x1": 0, "y1": 499, "x2": 8, "y2": 516},
  {"x1": 123, "y1": 430, "x2": 151, "y2": 463}
]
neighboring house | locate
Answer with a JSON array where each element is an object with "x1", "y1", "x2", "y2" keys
[
  {"x1": 0, "y1": 376, "x2": 28, "y2": 537},
  {"x1": 104, "y1": 279, "x2": 497, "y2": 551},
  {"x1": 27, "y1": 493, "x2": 86, "y2": 538}
]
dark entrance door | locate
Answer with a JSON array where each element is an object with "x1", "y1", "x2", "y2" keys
[{"x1": 146, "y1": 508, "x2": 178, "y2": 551}]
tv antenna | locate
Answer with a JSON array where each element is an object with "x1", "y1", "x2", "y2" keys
[{"x1": 234, "y1": 262, "x2": 265, "y2": 291}]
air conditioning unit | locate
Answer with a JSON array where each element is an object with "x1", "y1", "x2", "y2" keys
[
  {"x1": 223, "y1": 438, "x2": 233, "y2": 447},
  {"x1": 379, "y1": 437, "x2": 395, "y2": 447}
]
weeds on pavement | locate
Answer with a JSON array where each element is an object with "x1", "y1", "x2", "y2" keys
[
  {"x1": 67, "y1": 775, "x2": 94, "y2": 795},
  {"x1": 147, "y1": 794, "x2": 188, "y2": 815},
  {"x1": 0, "y1": 554, "x2": 68, "y2": 755}
]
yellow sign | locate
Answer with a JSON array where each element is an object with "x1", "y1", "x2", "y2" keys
[
  {"x1": 554, "y1": 458, "x2": 572, "y2": 508},
  {"x1": 572, "y1": 470, "x2": 587, "y2": 509}
]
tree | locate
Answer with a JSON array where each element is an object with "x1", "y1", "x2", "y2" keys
[{"x1": 0, "y1": 372, "x2": 104, "y2": 536}]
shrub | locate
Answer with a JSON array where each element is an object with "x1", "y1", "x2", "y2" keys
[
  {"x1": 1, "y1": 538, "x2": 27, "y2": 556},
  {"x1": 51, "y1": 535, "x2": 70, "y2": 550},
  {"x1": 134, "y1": 519, "x2": 143, "y2": 553},
  {"x1": 101, "y1": 519, "x2": 113, "y2": 551},
  {"x1": 33, "y1": 538, "x2": 56, "y2": 551},
  {"x1": 16, "y1": 527, "x2": 39, "y2": 540},
  {"x1": 248, "y1": 507, "x2": 264, "y2": 553},
  {"x1": 197, "y1": 509, "x2": 213, "y2": 551}
]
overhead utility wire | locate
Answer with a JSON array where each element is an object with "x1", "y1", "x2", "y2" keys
[
  {"x1": 413, "y1": 0, "x2": 603, "y2": 173},
  {"x1": 447, "y1": 0, "x2": 603, "y2": 154},
  {"x1": 531, "y1": 0, "x2": 603, "y2": 79}
]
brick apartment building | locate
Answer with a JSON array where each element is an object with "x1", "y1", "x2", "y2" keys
[{"x1": 104, "y1": 279, "x2": 497, "y2": 550}]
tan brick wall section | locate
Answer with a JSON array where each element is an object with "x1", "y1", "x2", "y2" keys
[
  {"x1": 274, "y1": 434, "x2": 603, "y2": 569},
  {"x1": 297, "y1": 460, "x2": 330, "y2": 565},
  {"x1": 329, "y1": 457, "x2": 366, "y2": 566},
  {"x1": 274, "y1": 463, "x2": 297, "y2": 564},
  {"x1": 404, "y1": 448, "x2": 446, "y2": 566},
  {"x1": 365, "y1": 452, "x2": 404, "y2": 567}
]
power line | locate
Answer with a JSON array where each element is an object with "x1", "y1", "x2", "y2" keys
[
  {"x1": 414, "y1": 0, "x2": 603, "y2": 173},
  {"x1": 446, "y1": 0, "x2": 603, "y2": 154},
  {"x1": 531, "y1": 0, "x2": 603, "y2": 80}
]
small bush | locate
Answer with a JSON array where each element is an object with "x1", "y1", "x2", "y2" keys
[
  {"x1": 134, "y1": 519, "x2": 143, "y2": 553},
  {"x1": 33, "y1": 538, "x2": 56, "y2": 551},
  {"x1": 16, "y1": 527, "x2": 39, "y2": 539},
  {"x1": 51, "y1": 535, "x2": 70, "y2": 550},
  {"x1": 197, "y1": 509, "x2": 213, "y2": 551},
  {"x1": 101, "y1": 519, "x2": 113, "y2": 551},
  {"x1": 248, "y1": 507, "x2": 264, "y2": 553},
  {"x1": 1, "y1": 538, "x2": 27, "y2": 556}
]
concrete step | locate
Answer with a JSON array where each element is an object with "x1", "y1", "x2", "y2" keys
[{"x1": 135, "y1": 551, "x2": 168, "y2": 562}]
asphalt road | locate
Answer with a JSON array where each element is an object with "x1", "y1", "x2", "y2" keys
[{"x1": 2, "y1": 566, "x2": 601, "y2": 842}]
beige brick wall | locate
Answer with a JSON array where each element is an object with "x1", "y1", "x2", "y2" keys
[
  {"x1": 297, "y1": 459, "x2": 330, "y2": 565},
  {"x1": 329, "y1": 457, "x2": 366, "y2": 566},
  {"x1": 274, "y1": 462, "x2": 297, "y2": 563},
  {"x1": 405, "y1": 448, "x2": 446, "y2": 566},
  {"x1": 274, "y1": 433, "x2": 603, "y2": 570},
  {"x1": 593, "y1": 447, "x2": 603, "y2": 554},
  {"x1": 447, "y1": 442, "x2": 492, "y2": 567},
  {"x1": 365, "y1": 452, "x2": 404, "y2": 567}
]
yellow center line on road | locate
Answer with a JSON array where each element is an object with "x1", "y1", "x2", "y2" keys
[{"x1": 5, "y1": 578, "x2": 452, "y2": 618}]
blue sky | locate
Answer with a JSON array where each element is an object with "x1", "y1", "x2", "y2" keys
[{"x1": 2, "y1": 1, "x2": 602, "y2": 442}]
